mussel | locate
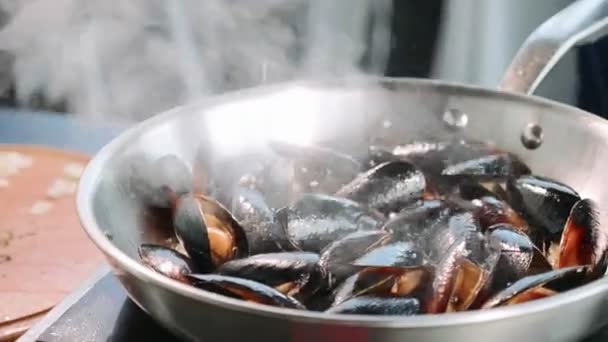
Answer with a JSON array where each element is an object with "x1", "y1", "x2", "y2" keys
[
  {"x1": 353, "y1": 241, "x2": 424, "y2": 268},
  {"x1": 481, "y1": 266, "x2": 590, "y2": 309},
  {"x1": 331, "y1": 265, "x2": 431, "y2": 307},
  {"x1": 381, "y1": 199, "x2": 453, "y2": 243},
  {"x1": 318, "y1": 230, "x2": 392, "y2": 287},
  {"x1": 326, "y1": 296, "x2": 421, "y2": 316},
  {"x1": 441, "y1": 153, "x2": 531, "y2": 180},
  {"x1": 426, "y1": 231, "x2": 499, "y2": 313},
  {"x1": 557, "y1": 199, "x2": 608, "y2": 277},
  {"x1": 389, "y1": 140, "x2": 501, "y2": 189},
  {"x1": 486, "y1": 224, "x2": 551, "y2": 291},
  {"x1": 173, "y1": 193, "x2": 249, "y2": 272},
  {"x1": 277, "y1": 193, "x2": 382, "y2": 253},
  {"x1": 138, "y1": 244, "x2": 195, "y2": 283},
  {"x1": 428, "y1": 211, "x2": 480, "y2": 262},
  {"x1": 457, "y1": 182, "x2": 529, "y2": 233},
  {"x1": 231, "y1": 187, "x2": 291, "y2": 254},
  {"x1": 506, "y1": 175, "x2": 581, "y2": 244},
  {"x1": 502, "y1": 287, "x2": 557, "y2": 305},
  {"x1": 217, "y1": 252, "x2": 322, "y2": 298},
  {"x1": 335, "y1": 160, "x2": 426, "y2": 214},
  {"x1": 188, "y1": 274, "x2": 305, "y2": 309}
]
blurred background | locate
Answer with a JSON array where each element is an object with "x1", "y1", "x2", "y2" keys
[{"x1": 0, "y1": 0, "x2": 606, "y2": 122}]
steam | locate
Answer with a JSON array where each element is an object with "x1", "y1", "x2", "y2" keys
[{"x1": 0, "y1": 0, "x2": 392, "y2": 121}]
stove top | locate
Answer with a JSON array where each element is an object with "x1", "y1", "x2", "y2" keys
[
  {"x1": 18, "y1": 266, "x2": 608, "y2": 342},
  {"x1": 19, "y1": 267, "x2": 178, "y2": 342}
]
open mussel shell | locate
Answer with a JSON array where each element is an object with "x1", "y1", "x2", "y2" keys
[
  {"x1": 138, "y1": 244, "x2": 195, "y2": 283},
  {"x1": 277, "y1": 193, "x2": 383, "y2": 253},
  {"x1": 426, "y1": 231, "x2": 500, "y2": 313},
  {"x1": 318, "y1": 230, "x2": 392, "y2": 287},
  {"x1": 335, "y1": 160, "x2": 426, "y2": 214},
  {"x1": 557, "y1": 199, "x2": 608, "y2": 277},
  {"x1": 481, "y1": 265, "x2": 590, "y2": 309},
  {"x1": 127, "y1": 154, "x2": 192, "y2": 209},
  {"x1": 503, "y1": 287, "x2": 557, "y2": 305},
  {"x1": 187, "y1": 274, "x2": 305, "y2": 310},
  {"x1": 217, "y1": 252, "x2": 322, "y2": 298},
  {"x1": 325, "y1": 295, "x2": 421, "y2": 316},
  {"x1": 506, "y1": 175, "x2": 581, "y2": 243},
  {"x1": 331, "y1": 265, "x2": 431, "y2": 308},
  {"x1": 457, "y1": 182, "x2": 529, "y2": 233},
  {"x1": 173, "y1": 193, "x2": 249, "y2": 272},
  {"x1": 231, "y1": 186, "x2": 291, "y2": 254}
]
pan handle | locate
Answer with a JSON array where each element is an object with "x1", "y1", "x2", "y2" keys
[{"x1": 499, "y1": 0, "x2": 608, "y2": 94}]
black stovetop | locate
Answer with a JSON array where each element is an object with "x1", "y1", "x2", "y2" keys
[
  {"x1": 19, "y1": 267, "x2": 178, "y2": 342},
  {"x1": 17, "y1": 266, "x2": 608, "y2": 342}
]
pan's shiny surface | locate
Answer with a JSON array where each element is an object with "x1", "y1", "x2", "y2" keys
[{"x1": 77, "y1": 1, "x2": 608, "y2": 341}]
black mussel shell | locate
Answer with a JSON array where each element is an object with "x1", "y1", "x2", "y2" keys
[
  {"x1": 487, "y1": 224, "x2": 541, "y2": 290},
  {"x1": 326, "y1": 295, "x2": 421, "y2": 316},
  {"x1": 318, "y1": 230, "x2": 392, "y2": 288},
  {"x1": 382, "y1": 199, "x2": 453, "y2": 243},
  {"x1": 217, "y1": 252, "x2": 321, "y2": 297},
  {"x1": 138, "y1": 244, "x2": 195, "y2": 283},
  {"x1": 188, "y1": 274, "x2": 305, "y2": 309},
  {"x1": 392, "y1": 140, "x2": 500, "y2": 190},
  {"x1": 426, "y1": 231, "x2": 499, "y2": 313},
  {"x1": 353, "y1": 241, "x2": 424, "y2": 268},
  {"x1": 481, "y1": 265, "x2": 589, "y2": 309},
  {"x1": 441, "y1": 153, "x2": 531, "y2": 180},
  {"x1": 269, "y1": 141, "x2": 361, "y2": 194},
  {"x1": 557, "y1": 199, "x2": 608, "y2": 277},
  {"x1": 127, "y1": 154, "x2": 192, "y2": 209},
  {"x1": 428, "y1": 211, "x2": 480, "y2": 262},
  {"x1": 506, "y1": 175, "x2": 581, "y2": 243},
  {"x1": 277, "y1": 193, "x2": 383, "y2": 253},
  {"x1": 231, "y1": 187, "x2": 292, "y2": 254},
  {"x1": 458, "y1": 182, "x2": 529, "y2": 233},
  {"x1": 332, "y1": 266, "x2": 430, "y2": 307},
  {"x1": 472, "y1": 196, "x2": 530, "y2": 233},
  {"x1": 173, "y1": 194, "x2": 249, "y2": 272},
  {"x1": 335, "y1": 160, "x2": 426, "y2": 214}
]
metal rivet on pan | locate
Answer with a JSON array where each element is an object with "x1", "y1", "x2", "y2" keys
[
  {"x1": 443, "y1": 108, "x2": 468, "y2": 130},
  {"x1": 521, "y1": 123, "x2": 543, "y2": 149}
]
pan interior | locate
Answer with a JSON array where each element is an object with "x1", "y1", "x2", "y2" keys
[{"x1": 86, "y1": 77, "x2": 608, "y2": 316}]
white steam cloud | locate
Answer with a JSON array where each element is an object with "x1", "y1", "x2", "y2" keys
[{"x1": 0, "y1": 0, "x2": 392, "y2": 121}]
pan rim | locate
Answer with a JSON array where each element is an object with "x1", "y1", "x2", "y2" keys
[{"x1": 76, "y1": 76, "x2": 608, "y2": 328}]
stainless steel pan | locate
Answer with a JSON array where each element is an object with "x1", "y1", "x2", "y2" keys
[{"x1": 77, "y1": 0, "x2": 608, "y2": 341}]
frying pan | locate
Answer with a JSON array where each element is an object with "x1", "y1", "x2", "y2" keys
[{"x1": 77, "y1": 0, "x2": 608, "y2": 341}]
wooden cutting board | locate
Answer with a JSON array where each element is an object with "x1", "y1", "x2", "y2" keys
[{"x1": 0, "y1": 145, "x2": 104, "y2": 341}]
